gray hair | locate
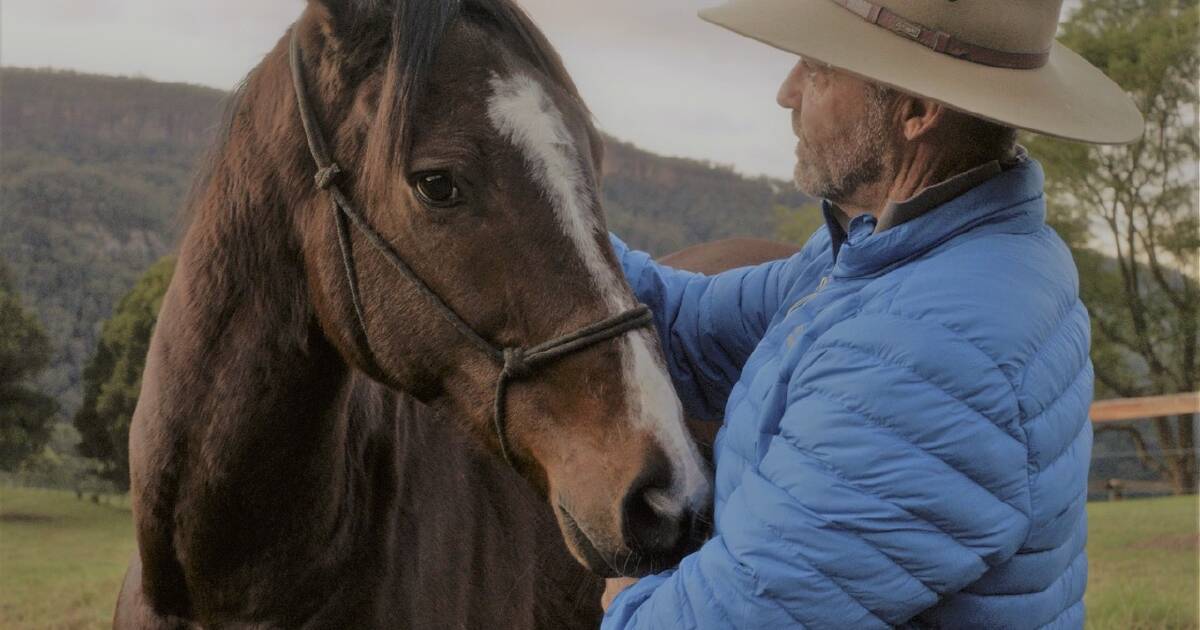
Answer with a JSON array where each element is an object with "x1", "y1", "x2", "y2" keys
[{"x1": 868, "y1": 84, "x2": 1019, "y2": 167}]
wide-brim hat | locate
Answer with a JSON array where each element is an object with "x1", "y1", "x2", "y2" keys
[{"x1": 699, "y1": 0, "x2": 1145, "y2": 144}]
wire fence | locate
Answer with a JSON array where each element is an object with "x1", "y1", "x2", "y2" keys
[{"x1": 1088, "y1": 394, "x2": 1198, "y2": 500}]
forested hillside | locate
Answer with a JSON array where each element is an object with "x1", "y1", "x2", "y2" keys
[
  {"x1": 0, "y1": 67, "x2": 810, "y2": 416},
  {"x1": 1, "y1": 69, "x2": 222, "y2": 413},
  {"x1": 603, "y1": 139, "x2": 812, "y2": 254}
]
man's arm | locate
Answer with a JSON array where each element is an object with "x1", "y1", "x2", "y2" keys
[
  {"x1": 611, "y1": 234, "x2": 815, "y2": 420},
  {"x1": 602, "y1": 313, "x2": 1034, "y2": 629}
]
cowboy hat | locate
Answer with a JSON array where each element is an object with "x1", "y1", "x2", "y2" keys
[{"x1": 699, "y1": 0, "x2": 1144, "y2": 144}]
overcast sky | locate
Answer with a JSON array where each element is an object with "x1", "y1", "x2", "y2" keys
[{"x1": 2, "y1": 0, "x2": 801, "y2": 179}]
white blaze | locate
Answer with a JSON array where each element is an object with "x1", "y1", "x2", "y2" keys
[{"x1": 487, "y1": 73, "x2": 709, "y2": 513}]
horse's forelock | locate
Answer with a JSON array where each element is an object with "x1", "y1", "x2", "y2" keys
[
  {"x1": 465, "y1": 0, "x2": 606, "y2": 170},
  {"x1": 370, "y1": 0, "x2": 464, "y2": 168},
  {"x1": 365, "y1": 0, "x2": 597, "y2": 171}
]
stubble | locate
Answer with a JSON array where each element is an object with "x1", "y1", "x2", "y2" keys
[{"x1": 793, "y1": 94, "x2": 892, "y2": 202}]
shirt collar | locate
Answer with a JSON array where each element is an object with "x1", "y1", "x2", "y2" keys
[
  {"x1": 875, "y1": 158, "x2": 1004, "y2": 232},
  {"x1": 821, "y1": 149, "x2": 1044, "y2": 278}
]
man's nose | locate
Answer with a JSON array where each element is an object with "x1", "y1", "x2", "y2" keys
[{"x1": 777, "y1": 60, "x2": 806, "y2": 109}]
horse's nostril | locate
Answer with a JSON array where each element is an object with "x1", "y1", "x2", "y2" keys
[{"x1": 620, "y1": 457, "x2": 685, "y2": 555}]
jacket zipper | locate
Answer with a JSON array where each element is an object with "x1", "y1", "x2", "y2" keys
[{"x1": 787, "y1": 276, "x2": 831, "y2": 315}]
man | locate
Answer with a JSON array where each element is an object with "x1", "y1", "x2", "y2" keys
[{"x1": 600, "y1": 0, "x2": 1143, "y2": 628}]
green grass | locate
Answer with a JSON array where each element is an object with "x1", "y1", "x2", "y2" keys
[
  {"x1": 0, "y1": 487, "x2": 1196, "y2": 629},
  {"x1": 0, "y1": 487, "x2": 135, "y2": 630},
  {"x1": 1086, "y1": 495, "x2": 1199, "y2": 629}
]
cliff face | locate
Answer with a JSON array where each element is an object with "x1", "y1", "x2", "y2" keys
[{"x1": 0, "y1": 67, "x2": 807, "y2": 415}]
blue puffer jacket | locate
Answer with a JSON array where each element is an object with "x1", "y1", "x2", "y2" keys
[{"x1": 604, "y1": 158, "x2": 1092, "y2": 629}]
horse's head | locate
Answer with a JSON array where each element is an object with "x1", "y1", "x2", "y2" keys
[{"x1": 292, "y1": 0, "x2": 710, "y2": 576}]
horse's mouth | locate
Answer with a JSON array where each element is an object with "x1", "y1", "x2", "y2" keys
[{"x1": 556, "y1": 503, "x2": 682, "y2": 579}]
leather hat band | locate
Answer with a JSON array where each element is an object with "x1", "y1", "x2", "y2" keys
[{"x1": 832, "y1": 0, "x2": 1052, "y2": 70}]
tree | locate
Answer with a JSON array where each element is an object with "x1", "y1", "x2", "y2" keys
[
  {"x1": 19, "y1": 423, "x2": 107, "y2": 496},
  {"x1": 1027, "y1": 0, "x2": 1199, "y2": 494},
  {"x1": 774, "y1": 203, "x2": 827, "y2": 246},
  {"x1": 0, "y1": 262, "x2": 59, "y2": 470},
  {"x1": 75, "y1": 257, "x2": 175, "y2": 490}
]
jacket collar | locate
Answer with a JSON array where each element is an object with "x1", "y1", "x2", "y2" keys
[{"x1": 821, "y1": 154, "x2": 1046, "y2": 279}]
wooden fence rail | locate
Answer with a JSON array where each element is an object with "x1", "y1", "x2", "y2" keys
[{"x1": 1090, "y1": 392, "x2": 1200, "y2": 424}]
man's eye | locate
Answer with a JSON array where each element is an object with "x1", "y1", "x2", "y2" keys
[
  {"x1": 413, "y1": 172, "x2": 461, "y2": 207},
  {"x1": 800, "y1": 58, "x2": 831, "y2": 84}
]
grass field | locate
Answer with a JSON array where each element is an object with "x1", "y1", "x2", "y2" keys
[
  {"x1": 1086, "y1": 495, "x2": 1199, "y2": 629},
  {"x1": 1, "y1": 486, "x2": 1196, "y2": 629},
  {"x1": 0, "y1": 487, "x2": 134, "y2": 629}
]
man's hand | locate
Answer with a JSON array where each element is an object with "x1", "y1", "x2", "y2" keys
[{"x1": 602, "y1": 577, "x2": 639, "y2": 611}]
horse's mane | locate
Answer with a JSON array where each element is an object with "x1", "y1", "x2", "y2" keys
[{"x1": 177, "y1": 76, "x2": 250, "y2": 236}]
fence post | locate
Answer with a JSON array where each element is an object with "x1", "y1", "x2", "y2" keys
[{"x1": 1105, "y1": 479, "x2": 1124, "y2": 502}]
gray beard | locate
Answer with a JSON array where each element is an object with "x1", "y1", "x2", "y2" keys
[{"x1": 793, "y1": 100, "x2": 891, "y2": 202}]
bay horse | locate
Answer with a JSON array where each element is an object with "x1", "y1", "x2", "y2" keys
[{"x1": 112, "y1": 0, "x2": 802, "y2": 625}]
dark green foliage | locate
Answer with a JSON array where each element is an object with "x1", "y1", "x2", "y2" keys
[
  {"x1": 74, "y1": 258, "x2": 175, "y2": 490},
  {"x1": 0, "y1": 261, "x2": 59, "y2": 470},
  {"x1": 1026, "y1": 0, "x2": 1199, "y2": 494}
]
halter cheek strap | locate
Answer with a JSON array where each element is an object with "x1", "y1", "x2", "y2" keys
[{"x1": 288, "y1": 25, "x2": 653, "y2": 467}]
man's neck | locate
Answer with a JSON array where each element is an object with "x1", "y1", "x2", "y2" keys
[{"x1": 837, "y1": 142, "x2": 973, "y2": 220}]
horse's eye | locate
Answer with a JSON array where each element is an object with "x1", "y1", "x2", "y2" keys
[{"x1": 413, "y1": 172, "x2": 461, "y2": 207}]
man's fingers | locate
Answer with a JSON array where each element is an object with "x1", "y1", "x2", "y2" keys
[{"x1": 601, "y1": 577, "x2": 640, "y2": 611}]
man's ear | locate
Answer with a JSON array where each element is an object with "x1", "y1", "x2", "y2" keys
[{"x1": 894, "y1": 95, "x2": 946, "y2": 142}]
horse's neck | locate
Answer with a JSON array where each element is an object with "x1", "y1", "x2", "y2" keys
[{"x1": 129, "y1": 163, "x2": 387, "y2": 617}]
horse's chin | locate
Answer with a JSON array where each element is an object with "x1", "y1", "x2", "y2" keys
[{"x1": 555, "y1": 504, "x2": 621, "y2": 578}]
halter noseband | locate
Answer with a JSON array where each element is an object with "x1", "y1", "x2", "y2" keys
[{"x1": 288, "y1": 26, "x2": 653, "y2": 467}]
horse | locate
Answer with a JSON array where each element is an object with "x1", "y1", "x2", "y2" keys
[
  {"x1": 113, "y1": 231, "x2": 795, "y2": 630},
  {"x1": 112, "y1": 0, "x2": 802, "y2": 625}
]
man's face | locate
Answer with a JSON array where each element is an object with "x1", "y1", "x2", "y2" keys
[{"x1": 777, "y1": 58, "x2": 894, "y2": 202}]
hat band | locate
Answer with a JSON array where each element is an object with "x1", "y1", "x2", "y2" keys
[{"x1": 831, "y1": 0, "x2": 1051, "y2": 69}]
